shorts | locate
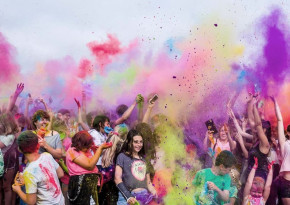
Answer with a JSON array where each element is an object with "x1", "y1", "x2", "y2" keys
[{"x1": 275, "y1": 176, "x2": 290, "y2": 198}]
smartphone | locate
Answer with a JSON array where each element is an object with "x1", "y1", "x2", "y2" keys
[
  {"x1": 149, "y1": 94, "x2": 158, "y2": 104},
  {"x1": 205, "y1": 119, "x2": 218, "y2": 134}
]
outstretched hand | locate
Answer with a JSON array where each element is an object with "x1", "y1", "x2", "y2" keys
[
  {"x1": 15, "y1": 83, "x2": 24, "y2": 96},
  {"x1": 253, "y1": 157, "x2": 258, "y2": 169},
  {"x1": 74, "y1": 98, "x2": 81, "y2": 108}
]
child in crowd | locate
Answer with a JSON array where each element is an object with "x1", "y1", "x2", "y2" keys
[
  {"x1": 242, "y1": 157, "x2": 274, "y2": 205},
  {"x1": 12, "y1": 131, "x2": 64, "y2": 205}
]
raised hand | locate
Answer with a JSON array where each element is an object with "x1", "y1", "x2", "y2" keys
[
  {"x1": 15, "y1": 83, "x2": 24, "y2": 96},
  {"x1": 253, "y1": 157, "x2": 258, "y2": 169},
  {"x1": 74, "y1": 98, "x2": 81, "y2": 108}
]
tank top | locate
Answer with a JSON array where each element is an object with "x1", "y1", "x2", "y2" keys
[
  {"x1": 247, "y1": 144, "x2": 269, "y2": 179},
  {"x1": 214, "y1": 139, "x2": 231, "y2": 157},
  {"x1": 280, "y1": 140, "x2": 290, "y2": 173}
]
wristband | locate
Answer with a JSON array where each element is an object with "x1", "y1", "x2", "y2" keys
[{"x1": 116, "y1": 182, "x2": 134, "y2": 201}]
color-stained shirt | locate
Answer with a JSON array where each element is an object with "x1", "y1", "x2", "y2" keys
[
  {"x1": 38, "y1": 133, "x2": 62, "y2": 156},
  {"x1": 0, "y1": 134, "x2": 15, "y2": 154},
  {"x1": 24, "y1": 152, "x2": 64, "y2": 205},
  {"x1": 88, "y1": 129, "x2": 107, "y2": 165},
  {"x1": 116, "y1": 153, "x2": 148, "y2": 191},
  {"x1": 66, "y1": 147, "x2": 98, "y2": 176},
  {"x1": 192, "y1": 168, "x2": 231, "y2": 205}
]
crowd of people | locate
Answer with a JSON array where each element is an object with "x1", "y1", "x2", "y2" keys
[{"x1": 0, "y1": 83, "x2": 289, "y2": 205}]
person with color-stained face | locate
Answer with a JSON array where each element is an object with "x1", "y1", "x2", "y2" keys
[
  {"x1": 115, "y1": 129, "x2": 157, "y2": 205},
  {"x1": 271, "y1": 98, "x2": 290, "y2": 204},
  {"x1": 12, "y1": 131, "x2": 64, "y2": 205},
  {"x1": 192, "y1": 150, "x2": 237, "y2": 205},
  {"x1": 66, "y1": 131, "x2": 112, "y2": 205},
  {"x1": 88, "y1": 115, "x2": 111, "y2": 167},
  {"x1": 242, "y1": 157, "x2": 274, "y2": 205},
  {"x1": 32, "y1": 110, "x2": 62, "y2": 159}
]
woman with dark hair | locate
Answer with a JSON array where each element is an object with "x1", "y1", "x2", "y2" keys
[
  {"x1": 0, "y1": 113, "x2": 20, "y2": 205},
  {"x1": 115, "y1": 129, "x2": 157, "y2": 205},
  {"x1": 66, "y1": 131, "x2": 112, "y2": 205}
]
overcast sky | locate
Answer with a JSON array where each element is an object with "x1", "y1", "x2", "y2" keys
[{"x1": 0, "y1": 0, "x2": 288, "y2": 73}]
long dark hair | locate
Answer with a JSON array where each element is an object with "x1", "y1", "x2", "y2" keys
[{"x1": 121, "y1": 129, "x2": 145, "y2": 158}]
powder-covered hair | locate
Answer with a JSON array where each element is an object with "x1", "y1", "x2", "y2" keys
[
  {"x1": 31, "y1": 110, "x2": 50, "y2": 128},
  {"x1": 71, "y1": 131, "x2": 94, "y2": 152},
  {"x1": 102, "y1": 125, "x2": 129, "y2": 168},
  {"x1": 17, "y1": 131, "x2": 39, "y2": 154}
]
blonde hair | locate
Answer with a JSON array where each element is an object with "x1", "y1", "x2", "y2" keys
[{"x1": 101, "y1": 125, "x2": 128, "y2": 168}]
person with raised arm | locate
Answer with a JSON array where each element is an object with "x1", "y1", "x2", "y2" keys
[
  {"x1": 242, "y1": 157, "x2": 274, "y2": 205},
  {"x1": 66, "y1": 131, "x2": 112, "y2": 205},
  {"x1": 114, "y1": 95, "x2": 144, "y2": 127},
  {"x1": 271, "y1": 97, "x2": 290, "y2": 204},
  {"x1": 6, "y1": 83, "x2": 24, "y2": 114},
  {"x1": 227, "y1": 108, "x2": 253, "y2": 140},
  {"x1": 244, "y1": 94, "x2": 270, "y2": 182},
  {"x1": 75, "y1": 98, "x2": 90, "y2": 131},
  {"x1": 203, "y1": 123, "x2": 236, "y2": 159}
]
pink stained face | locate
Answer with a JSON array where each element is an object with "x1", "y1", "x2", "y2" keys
[
  {"x1": 35, "y1": 117, "x2": 49, "y2": 129},
  {"x1": 250, "y1": 177, "x2": 265, "y2": 198}
]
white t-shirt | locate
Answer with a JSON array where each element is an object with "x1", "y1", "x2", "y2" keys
[
  {"x1": 24, "y1": 152, "x2": 64, "y2": 205},
  {"x1": 280, "y1": 140, "x2": 290, "y2": 173},
  {"x1": 88, "y1": 129, "x2": 107, "y2": 165},
  {"x1": 0, "y1": 134, "x2": 15, "y2": 154}
]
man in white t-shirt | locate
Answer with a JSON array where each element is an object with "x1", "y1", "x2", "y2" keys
[
  {"x1": 89, "y1": 115, "x2": 111, "y2": 166},
  {"x1": 12, "y1": 131, "x2": 65, "y2": 205}
]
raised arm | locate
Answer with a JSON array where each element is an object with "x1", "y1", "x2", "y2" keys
[
  {"x1": 81, "y1": 90, "x2": 87, "y2": 116},
  {"x1": 39, "y1": 98, "x2": 49, "y2": 111},
  {"x1": 227, "y1": 108, "x2": 253, "y2": 140},
  {"x1": 234, "y1": 133, "x2": 248, "y2": 158},
  {"x1": 24, "y1": 95, "x2": 33, "y2": 119},
  {"x1": 7, "y1": 83, "x2": 24, "y2": 113},
  {"x1": 271, "y1": 97, "x2": 286, "y2": 156},
  {"x1": 225, "y1": 124, "x2": 236, "y2": 151},
  {"x1": 253, "y1": 104, "x2": 270, "y2": 152},
  {"x1": 75, "y1": 98, "x2": 90, "y2": 131},
  {"x1": 142, "y1": 101, "x2": 155, "y2": 123},
  {"x1": 247, "y1": 96, "x2": 256, "y2": 135},
  {"x1": 115, "y1": 96, "x2": 138, "y2": 125},
  {"x1": 243, "y1": 157, "x2": 258, "y2": 198},
  {"x1": 263, "y1": 161, "x2": 274, "y2": 201}
]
